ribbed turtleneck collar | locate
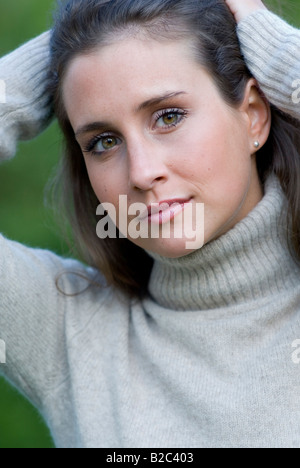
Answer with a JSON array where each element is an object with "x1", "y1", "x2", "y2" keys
[{"x1": 147, "y1": 175, "x2": 299, "y2": 311}]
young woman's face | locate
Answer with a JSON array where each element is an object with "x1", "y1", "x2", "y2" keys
[{"x1": 63, "y1": 37, "x2": 266, "y2": 258}]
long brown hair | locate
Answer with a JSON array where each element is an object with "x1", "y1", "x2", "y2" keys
[{"x1": 48, "y1": 0, "x2": 300, "y2": 299}]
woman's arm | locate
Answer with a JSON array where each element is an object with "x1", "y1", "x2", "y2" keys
[
  {"x1": 225, "y1": 0, "x2": 300, "y2": 120},
  {"x1": 0, "y1": 35, "x2": 103, "y2": 410},
  {"x1": 0, "y1": 32, "x2": 53, "y2": 160},
  {"x1": 0, "y1": 235, "x2": 96, "y2": 406}
]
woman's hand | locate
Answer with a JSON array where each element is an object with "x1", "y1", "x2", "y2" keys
[{"x1": 224, "y1": 0, "x2": 267, "y2": 23}]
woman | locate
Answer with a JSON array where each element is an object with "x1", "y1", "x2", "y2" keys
[{"x1": 0, "y1": 0, "x2": 300, "y2": 448}]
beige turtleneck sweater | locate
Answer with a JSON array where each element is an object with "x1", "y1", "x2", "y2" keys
[{"x1": 0, "y1": 10, "x2": 300, "y2": 448}]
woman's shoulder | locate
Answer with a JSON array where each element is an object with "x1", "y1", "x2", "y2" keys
[
  {"x1": 0, "y1": 232, "x2": 133, "y2": 342},
  {"x1": 0, "y1": 232, "x2": 131, "y2": 409}
]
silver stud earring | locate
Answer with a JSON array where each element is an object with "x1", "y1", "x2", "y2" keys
[{"x1": 254, "y1": 141, "x2": 260, "y2": 149}]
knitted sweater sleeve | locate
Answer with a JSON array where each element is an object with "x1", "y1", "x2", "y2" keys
[
  {"x1": 0, "y1": 31, "x2": 53, "y2": 160},
  {"x1": 237, "y1": 10, "x2": 300, "y2": 120}
]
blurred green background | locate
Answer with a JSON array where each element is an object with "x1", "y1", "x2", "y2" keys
[{"x1": 0, "y1": 0, "x2": 300, "y2": 450}]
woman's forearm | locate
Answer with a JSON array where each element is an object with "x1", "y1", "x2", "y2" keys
[{"x1": 0, "y1": 31, "x2": 53, "y2": 161}]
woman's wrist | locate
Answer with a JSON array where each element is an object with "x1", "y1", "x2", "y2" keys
[{"x1": 225, "y1": 0, "x2": 267, "y2": 24}]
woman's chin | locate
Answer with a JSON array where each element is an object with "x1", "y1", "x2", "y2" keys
[{"x1": 134, "y1": 237, "x2": 202, "y2": 259}]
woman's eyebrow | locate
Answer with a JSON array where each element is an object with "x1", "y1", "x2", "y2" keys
[
  {"x1": 75, "y1": 91, "x2": 187, "y2": 137},
  {"x1": 75, "y1": 121, "x2": 109, "y2": 138},
  {"x1": 135, "y1": 91, "x2": 187, "y2": 112}
]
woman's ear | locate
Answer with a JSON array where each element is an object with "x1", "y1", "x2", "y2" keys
[{"x1": 240, "y1": 78, "x2": 271, "y2": 154}]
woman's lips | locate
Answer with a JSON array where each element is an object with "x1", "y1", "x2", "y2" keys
[{"x1": 139, "y1": 198, "x2": 193, "y2": 225}]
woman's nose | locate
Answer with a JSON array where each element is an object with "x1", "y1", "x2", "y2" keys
[{"x1": 127, "y1": 140, "x2": 168, "y2": 192}]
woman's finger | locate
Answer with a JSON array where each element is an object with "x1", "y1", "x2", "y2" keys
[{"x1": 224, "y1": 0, "x2": 267, "y2": 23}]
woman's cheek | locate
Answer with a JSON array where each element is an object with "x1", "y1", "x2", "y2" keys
[{"x1": 85, "y1": 160, "x2": 120, "y2": 204}]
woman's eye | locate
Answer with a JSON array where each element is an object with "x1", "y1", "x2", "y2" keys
[
  {"x1": 155, "y1": 110, "x2": 187, "y2": 129},
  {"x1": 96, "y1": 136, "x2": 119, "y2": 151},
  {"x1": 84, "y1": 134, "x2": 122, "y2": 155}
]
